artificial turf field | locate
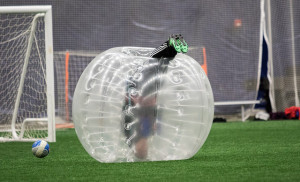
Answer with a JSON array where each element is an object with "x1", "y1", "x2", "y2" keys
[{"x1": 0, "y1": 120, "x2": 299, "y2": 181}]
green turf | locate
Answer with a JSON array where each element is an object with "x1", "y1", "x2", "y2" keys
[{"x1": 0, "y1": 120, "x2": 300, "y2": 181}]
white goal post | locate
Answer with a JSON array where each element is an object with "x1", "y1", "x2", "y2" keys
[{"x1": 0, "y1": 6, "x2": 55, "y2": 142}]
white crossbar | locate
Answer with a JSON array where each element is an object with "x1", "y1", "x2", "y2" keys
[
  {"x1": 214, "y1": 100, "x2": 261, "y2": 122},
  {"x1": 214, "y1": 100, "x2": 260, "y2": 106},
  {"x1": 0, "y1": 6, "x2": 51, "y2": 14}
]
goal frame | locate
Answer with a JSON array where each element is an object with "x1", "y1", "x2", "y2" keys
[{"x1": 0, "y1": 6, "x2": 55, "y2": 142}]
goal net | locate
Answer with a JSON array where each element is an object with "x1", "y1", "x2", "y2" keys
[
  {"x1": 265, "y1": 0, "x2": 300, "y2": 112},
  {"x1": 55, "y1": 51, "x2": 98, "y2": 122},
  {"x1": 0, "y1": 6, "x2": 55, "y2": 142}
]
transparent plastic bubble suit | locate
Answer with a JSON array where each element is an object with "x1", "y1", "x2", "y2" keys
[{"x1": 73, "y1": 47, "x2": 214, "y2": 163}]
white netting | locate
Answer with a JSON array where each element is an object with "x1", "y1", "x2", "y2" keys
[
  {"x1": 0, "y1": 13, "x2": 48, "y2": 140},
  {"x1": 199, "y1": 1, "x2": 263, "y2": 114},
  {"x1": 2, "y1": 1, "x2": 264, "y2": 119},
  {"x1": 265, "y1": 0, "x2": 300, "y2": 112},
  {"x1": 54, "y1": 51, "x2": 97, "y2": 121},
  {"x1": 50, "y1": 0, "x2": 263, "y2": 116}
]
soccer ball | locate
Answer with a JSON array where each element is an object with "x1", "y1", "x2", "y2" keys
[{"x1": 32, "y1": 140, "x2": 50, "y2": 158}]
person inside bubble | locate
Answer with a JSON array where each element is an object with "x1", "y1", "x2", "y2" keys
[{"x1": 122, "y1": 34, "x2": 188, "y2": 159}]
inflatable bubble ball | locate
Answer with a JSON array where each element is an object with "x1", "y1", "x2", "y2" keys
[{"x1": 73, "y1": 47, "x2": 214, "y2": 163}]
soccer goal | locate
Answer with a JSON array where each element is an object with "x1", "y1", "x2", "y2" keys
[
  {"x1": 0, "y1": 6, "x2": 55, "y2": 142},
  {"x1": 54, "y1": 51, "x2": 98, "y2": 122}
]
